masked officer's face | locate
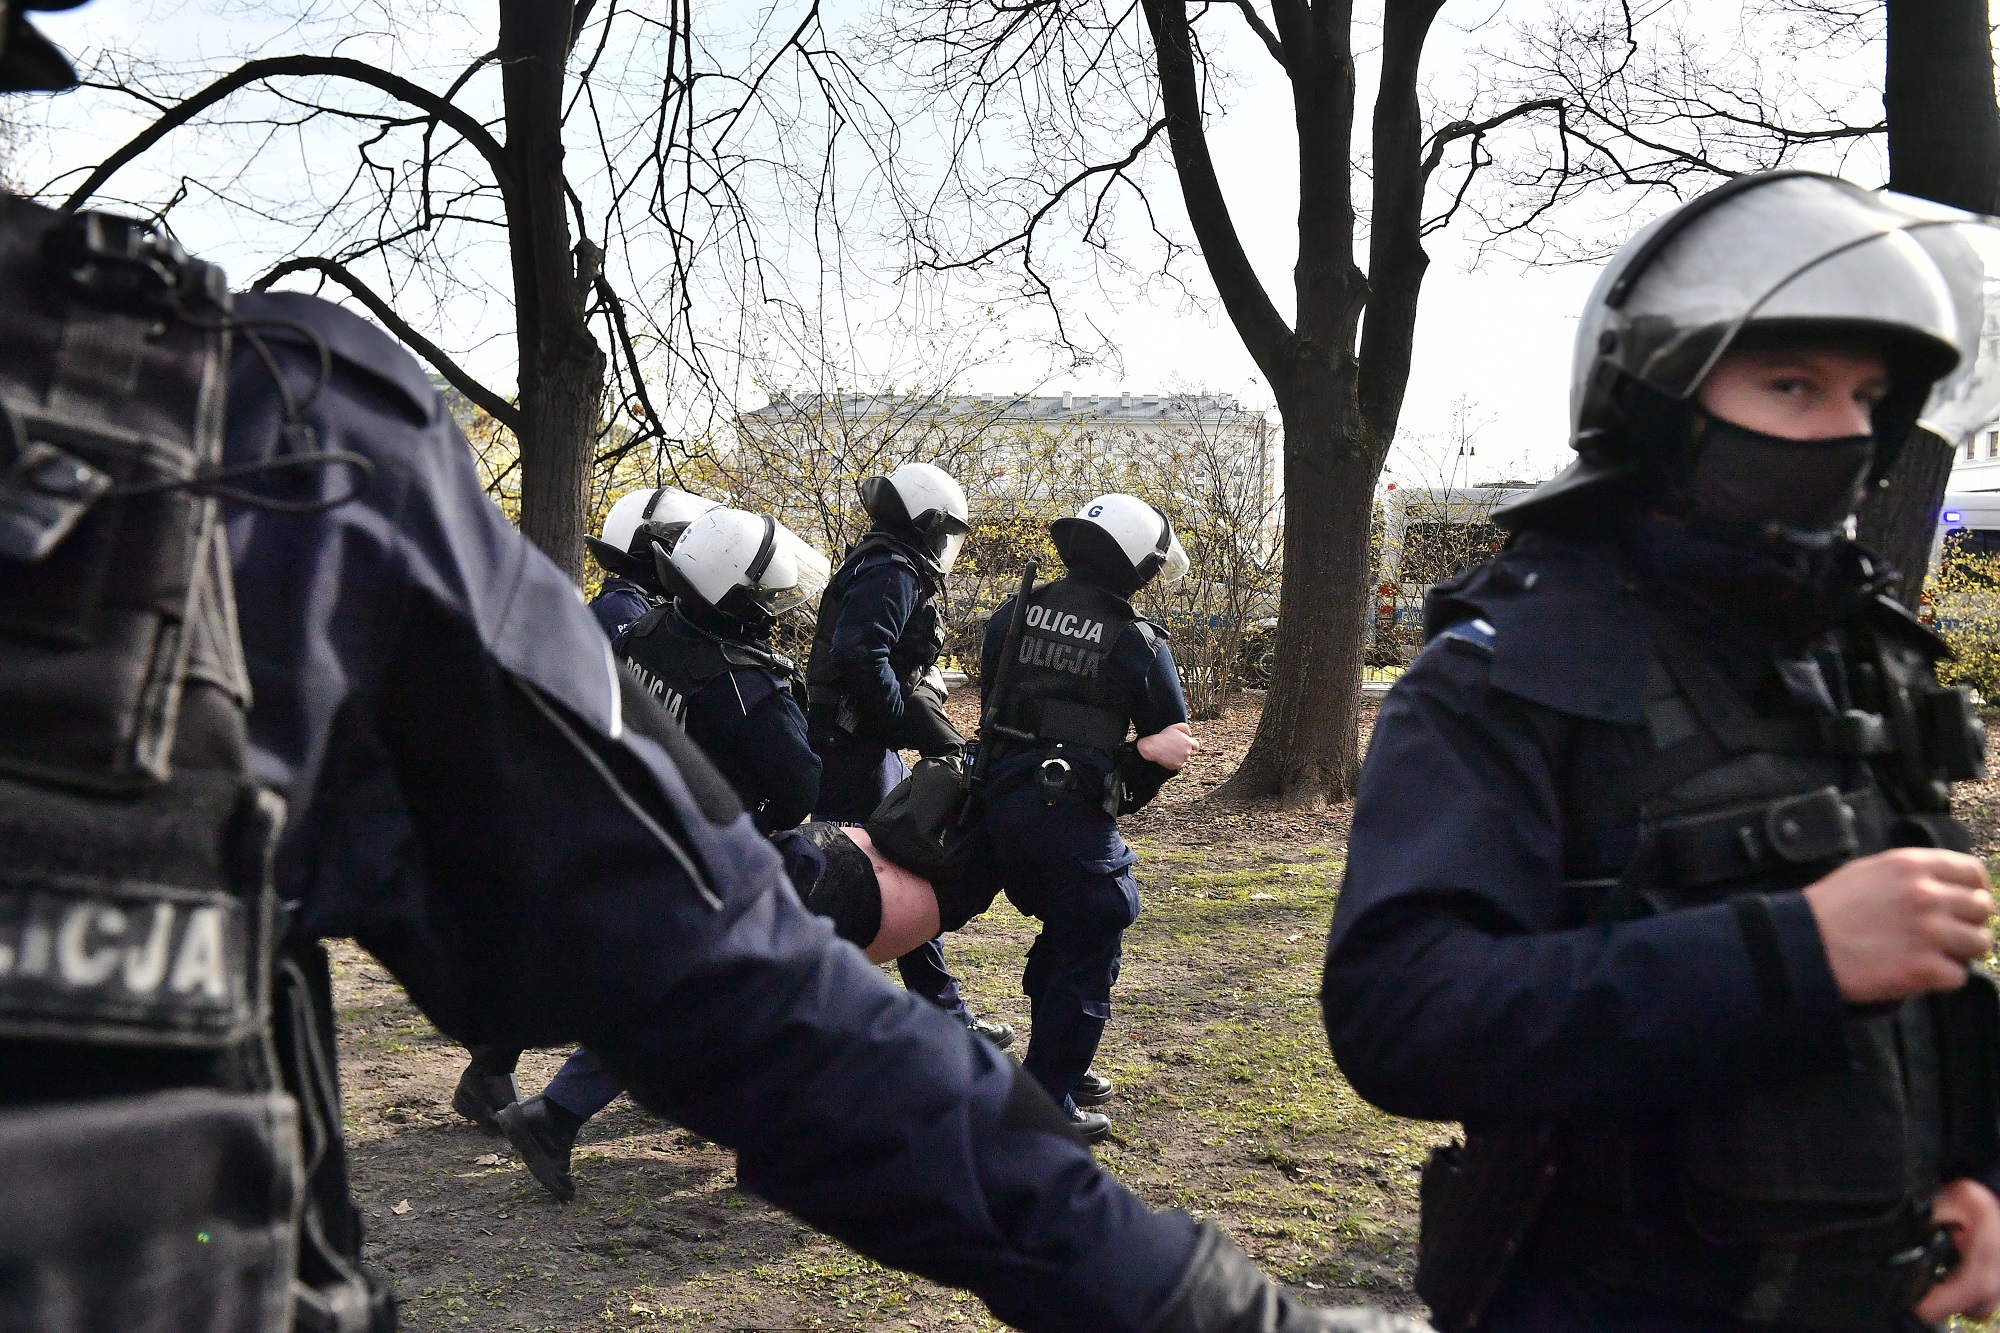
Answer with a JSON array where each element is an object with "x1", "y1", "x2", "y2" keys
[{"x1": 1696, "y1": 345, "x2": 1890, "y2": 442}]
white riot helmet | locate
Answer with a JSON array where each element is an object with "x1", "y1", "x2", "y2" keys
[
  {"x1": 653, "y1": 508, "x2": 832, "y2": 630},
  {"x1": 859, "y1": 461, "x2": 971, "y2": 574},
  {"x1": 587, "y1": 487, "x2": 721, "y2": 581},
  {"x1": 1499, "y1": 171, "x2": 2000, "y2": 529},
  {"x1": 1050, "y1": 494, "x2": 1189, "y2": 595}
]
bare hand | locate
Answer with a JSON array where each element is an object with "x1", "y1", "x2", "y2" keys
[
  {"x1": 1802, "y1": 849, "x2": 1992, "y2": 1004},
  {"x1": 1137, "y1": 722, "x2": 1198, "y2": 770},
  {"x1": 1915, "y1": 1178, "x2": 2000, "y2": 1323}
]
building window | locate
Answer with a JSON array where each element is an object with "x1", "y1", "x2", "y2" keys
[
  {"x1": 1989, "y1": 430, "x2": 1999, "y2": 458},
  {"x1": 1971, "y1": 438, "x2": 1980, "y2": 461}
]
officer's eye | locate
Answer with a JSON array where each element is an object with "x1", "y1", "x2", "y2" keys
[{"x1": 1767, "y1": 375, "x2": 1815, "y2": 399}]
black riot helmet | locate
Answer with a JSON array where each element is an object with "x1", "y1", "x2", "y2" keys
[
  {"x1": 0, "y1": 0, "x2": 85, "y2": 92},
  {"x1": 1497, "y1": 171, "x2": 2000, "y2": 534},
  {"x1": 858, "y1": 461, "x2": 970, "y2": 574},
  {"x1": 1050, "y1": 493, "x2": 1190, "y2": 596}
]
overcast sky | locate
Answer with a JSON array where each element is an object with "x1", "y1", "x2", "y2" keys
[{"x1": 23, "y1": 0, "x2": 1897, "y2": 488}]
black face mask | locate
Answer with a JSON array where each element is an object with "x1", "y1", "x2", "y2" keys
[{"x1": 1689, "y1": 416, "x2": 1874, "y2": 536}]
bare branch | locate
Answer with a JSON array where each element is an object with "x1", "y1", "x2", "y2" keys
[
  {"x1": 1222, "y1": 0, "x2": 1284, "y2": 65},
  {"x1": 62, "y1": 54, "x2": 514, "y2": 215},
  {"x1": 252, "y1": 255, "x2": 522, "y2": 434}
]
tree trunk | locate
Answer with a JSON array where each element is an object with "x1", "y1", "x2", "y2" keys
[
  {"x1": 499, "y1": 0, "x2": 605, "y2": 582},
  {"x1": 1202, "y1": 0, "x2": 1440, "y2": 805},
  {"x1": 1214, "y1": 381, "x2": 1377, "y2": 806},
  {"x1": 1856, "y1": 0, "x2": 2000, "y2": 607}
]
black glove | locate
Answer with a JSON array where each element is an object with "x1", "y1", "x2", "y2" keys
[
  {"x1": 1148, "y1": 1224, "x2": 1433, "y2": 1333},
  {"x1": 1104, "y1": 742, "x2": 1176, "y2": 816},
  {"x1": 894, "y1": 671, "x2": 966, "y2": 758}
]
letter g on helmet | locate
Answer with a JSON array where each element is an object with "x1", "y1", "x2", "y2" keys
[{"x1": 1050, "y1": 493, "x2": 1189, "y2": 595}]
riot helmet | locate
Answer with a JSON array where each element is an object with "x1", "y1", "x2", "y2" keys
[
  {"x1": 858, "y1": 461, "x2": 970, "y2": 574},
  {"x1": 1051, "y1": 493, "x2": 1189, "y2": 596},
  {"x1": 586, "y1": 486, "x2": 720, "y2": 584},
  {"x1": 1498, "y1": 171, "x2": 2000, "y2": 535},
  {"x1": 0, "y1": 0, "x2": 86, "y2": 93},
  {"x1": 653, "y1": 507, "x2": 832, "y2": 633}
]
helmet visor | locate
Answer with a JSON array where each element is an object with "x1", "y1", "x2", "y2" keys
[
  {"x1": 1909, "y1": 219, "x2": 2000, "y2": 446},
  {"x1": 746, "y1": 523, "x2": 832, "y2": 619},
  {"x1": 937, "y1": 531, "x2": 967, "y2": 575},
  {"x1": 1593, "y1": 177, "x2": 1977, "y2": 411},
  {"x1": 1158, "y1": 529, "x2": 1190, "y2": 586}
]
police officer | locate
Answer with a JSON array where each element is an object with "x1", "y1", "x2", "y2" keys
[
  {"x1": 806, "y1": 461, "x2": 1011, "y2": 1046},
  {"x1": 448, "y1": 486, "x2": 727, "y2": 1136},
  {"x1": 501, "y1": 507, "x2": 830, "y2": 1200},
  {"x1": 980, "y1": 495, "x2": 1199, "y2": 1141},
  {"x1": 1325, "y1": 172, "x2": 2000, "y2": 1331},
  {"x1": 0, "y1": 10, "x2": 1435, "y2": 1330},
  {"x1": 584, "y1": 485, "x2": 719, "y2": 642}
]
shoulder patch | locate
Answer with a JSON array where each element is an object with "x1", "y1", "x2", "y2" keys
[
  {"x1": 232, "y1": 290, "x2": 440, "y2": 426},
  {"x1": 1133, "y1": 619, "x2": 1168, "y2": 651},
  {"x1": 1431, "y1": 617, "x2": 1497, "y2": 657}
]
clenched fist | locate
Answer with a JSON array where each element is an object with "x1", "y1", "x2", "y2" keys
[{"x1": 1802, "y1": 849, "x2": 1994, "y2": 1004}]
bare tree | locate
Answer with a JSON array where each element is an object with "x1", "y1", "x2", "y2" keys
[
  {"x1": 873, "y1": 0, "x2": 1569, "y2": 805},
  {"x1": 45, "y1": 0, "x2": 887, "y2": 580}
]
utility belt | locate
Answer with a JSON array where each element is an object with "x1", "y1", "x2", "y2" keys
[
  {"x1": 1537, "y1": 1182, "x2": 1957, "y2": 1332},
  {"x1": 987, "y1": 700, "x2": 1141, "y2": 813}
]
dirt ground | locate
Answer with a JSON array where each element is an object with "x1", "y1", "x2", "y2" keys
[
  {"x1": 335, "y1": 693, "x2": 1439, "y2": 1330},
  {"x1": 335, "y1": 695, "x2": 2000, "y2": 1330}
]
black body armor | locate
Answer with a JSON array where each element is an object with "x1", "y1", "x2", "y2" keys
[
  {"x1": 620, "y1": 603, "x2": 793, "y2": 728},
  {"x1": 992, "y1": 575, "x2": 1139, "y2": 756},
  {"x1": 1418, "y1": 587, "x2": 1997, "y2": 1331},
  {"x1": 0, "y1": 197, "x2": 386, "y2": 1329},
  {"x1": 805, "y1": 531, "x2": 945, "y2": 722}
]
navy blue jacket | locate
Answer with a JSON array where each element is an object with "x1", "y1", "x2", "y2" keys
[
  {"x1": 811, "y1": 545, "x2": 934, "y2": 738},
  {"x1": 222, "y1": 290, "x2": 1198, "y2": 1329},
  {"x1": 978, "y1": 585, "x2": 1190, "y2": 792},
  {"x1": 1323, "y1": 529, "x2": 1848, "y2": 1127},
  {"x1": 591, "y1": 577, "x2": 658, "y2": 644}
]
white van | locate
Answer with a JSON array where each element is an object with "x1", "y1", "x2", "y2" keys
[{"x1": 1372, "y1": 484, "x2": 1532, "y2": 648}]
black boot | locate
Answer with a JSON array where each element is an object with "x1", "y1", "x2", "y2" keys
[
  {"x1": 967, "y1": 1015, "x2": 1016, "y2": 1049},
  {"x1": 1073, "y1": 1068, "x2": 1116, "y2": 1107},
  {"x1": 499, "y1": 1095, "x2": 580, "y2": 1202},
  {"x1": 1068, "y1": 1104, "x2": 1112, "y2": 1144},
  {"x1": 451, "y1": 1059, "x2": 520, "y2": 1136}
]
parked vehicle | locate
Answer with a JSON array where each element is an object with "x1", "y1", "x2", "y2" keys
[{"x1": 1370, "y1": 483, "x2": 1532, "y2": 659}]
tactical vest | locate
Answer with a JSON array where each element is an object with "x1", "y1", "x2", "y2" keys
[
  {"x1": 805, "y1": 533, "x2": 945, "y2": 721},
  {"x1": 619, "y1": 604, "x2": 793, "y2": 730},
  {"x1": 993, "y1": 576, "x2": 1139, "y2": 755},
  {"x1": 0, "y1": 199, "x2": 387, "y2": 1329},
  {"x1": 1535, "y1": 600, "x2": 1993, "y2": 1329}
]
